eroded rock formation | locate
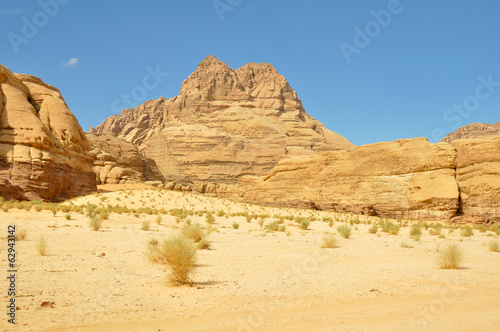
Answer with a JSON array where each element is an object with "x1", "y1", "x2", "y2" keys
[
  {"x1": 440, "y1": 122, "x2": 500, "y2": 143},
  {"x1": 236, "y1": 138, "x2": 461, "y2": 220},
  {"x1": 91, "y1": 56, "x2": 355, "y2": 192},
  {"x1": 0, "y1": 65, "x2": 96, "y2": 201},
  {"x1": 86, "y1": 133, "x2": 164, "y2": 185}
]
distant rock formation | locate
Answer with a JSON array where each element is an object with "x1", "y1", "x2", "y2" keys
[
  {"x1": 86, "y1": 133, "x2": 164, "y2": 185},
  {"x1": 236, "y1": 138, "x2": 461, "y2": 220},
  {"x1": 440, "y1": 121, "x2": 500, "y2": 143},
  {"x1": 91, "y1": 56, "x2": 355, "y2": 193},
  {"x1": 0, "y1": 65, "x2": 96, "y2": 201}
]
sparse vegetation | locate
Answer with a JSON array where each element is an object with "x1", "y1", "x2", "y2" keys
[
  {"x1": 337, "y1": 223, "x2": 351, "y2": 238},
  {"x1": 232, "y1": 222, "x2": 239, "y2": 229},
  {"x1": 461, "y1": 226, "x2": 474, "y2": 237},
  {"x1": 299, "y1": 218, "x2": 311, "y2": 230},
  {"x1": 36, "y1": 237, "x2": 47, "y2": 256},
  {"x1": 488, "y1": 240, "x2": 499, "y2": 252},
  {"x1": 147, "y1": 234, "x2": 197, "y2": 285},
  {"x1": 182, "y1": 223, "x2": 206, "y2": 242},
  {"x1": 438, "y1": 244, "x2": 464, "y2": 269},
  {"x1": 400, "y1": 242, "x2": 414, "y2": 248},
  {"x1": 16, "y1": 228, "x2": 28, "y2": 240},
  {"x1": 321, "y1": 234, "x2": 338, "y2": 248},
  {"x1": 368, "y1": 224, "x2": 378, "y2": 234},
  {"x1": 142, "y1": 221, "x2": 151, "y2": 231},
  {"x1": 89, "y1": 216, "x2": 102, "y2": 231},
  {"x1": 65, "y1": 213, "x2": 71, "y2": 220}
]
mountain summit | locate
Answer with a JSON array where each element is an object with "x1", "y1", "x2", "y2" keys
[{"x1": 91, "y1": 56, "x2": 355, "y2": 193}]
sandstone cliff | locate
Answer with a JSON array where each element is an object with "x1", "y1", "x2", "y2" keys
[
  {"x1": 236, "y1": 138, "x2": 461, "y2": 220},
  {"x1": 440, "y1": 121, "x2": 500, "y2": 143},
  {"x1": 0, "y1": 65, "x2": 96, "y2": 201},
  {"x1": 86, "y1": 133, "x2": 164, "y2": 185},
  {"x1": 91, "y1": 56, "x2": 355, "y2": 192}
]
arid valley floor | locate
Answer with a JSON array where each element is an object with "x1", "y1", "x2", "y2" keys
[{"x1": 1, "y1": 185, "x2": 499, "y2": 332}]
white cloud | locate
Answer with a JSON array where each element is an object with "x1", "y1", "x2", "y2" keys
[{"x1": 63, "y1": 58, "x2": 79, "y2": 66}]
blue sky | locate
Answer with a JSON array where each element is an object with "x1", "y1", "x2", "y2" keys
[{"x1": 1, "y1": 0, "x2": 499, "y2": 146}]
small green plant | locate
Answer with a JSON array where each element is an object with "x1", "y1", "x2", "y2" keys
[
  {"x1": 300, "y1": 218, "x2": 311, "y2": 230},
  {"x1": 36, "y1": 237, "x2": 47, "y2": 256},
  {"x1": 89, "y1": 216, "x2": 102, "y2": 231},
  {"x1": 142, "y1": 221, "x2": 150, "y2": 231},
  {"x1": 368, "y1": 224, "x2": 378, "y2": 234},
  {"x1": 155, "y1": 215, "x2": 162, "y2": 225},
  {"x1": 488, "y1": 240, "x2": 499, "y2": 252},
  {"x1": 147, "y1": 234, "x2": 197, "y2": 285},
  {"x1": 16, "y1": 228, "x2": 28, "y2": 240},
  {"x1": 429, "y1": 228, "x2": 441, "y2": 236},
  {"x1": 400, "y1": 242, "x2": 414, "y2": 248},
  {"x1": 65, "y1": 214, "x2": 71, "y2": 221},
  {"x1": 182, "y1": 223, "x2": 205, "y2": 242},
  {"x1": 438, "y1": 244, "x2": 464, "y2": 269},
  {"x1": 321, "y1": 234, "x2": 338, "y2": 248},
  {"x1": 461, "y1": 226, "x2": 473, "y2": 237},
  {"x1": 197, "y1": 238, "x2": 211, "y2": 250},
  {"x1": 337, "y1": 224, "x2": 351, "y2": 239},
  {"x1": 205, "y1": 212, "x2": 215, "y2": 224}
]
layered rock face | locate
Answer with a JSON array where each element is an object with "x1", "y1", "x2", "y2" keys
[
  {"x1": 451, "y1": 137, "x2": 500, "y2": 221},
  {"x1": 86, "y1": 133, "x2": 163, "y2": 185},
  {"x1": 236, "y1": 138, "x2": 461, "y2": 220},
  {"x1": 440, "y1": 122, "x2": 500, "y2": 143},
  {"x1": 0, "y1": 65, "x2": 96, "y2": 201},
  {"x1": 91, "y1": 56, "x2": 354, "y2": 192}
]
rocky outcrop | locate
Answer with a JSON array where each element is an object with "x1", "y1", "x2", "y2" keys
[
  {"x1": 86, "y1": 133, "x2": 164, "y2": 185},
  {"x1": 0, "y1": 65, "x2": 96, "y2": 201},
  {"x1": 440, "y1": 122, "x2": 500, "y2": 143},
  {"x1": 236, "y1": 138, "x2": 460, "y2": 220},
  {"x1": 91, "y1": 56, "x2": 355, "y2": 191},
  {"x1": 451, "y1": 137, "x2": 500, "y2": 222}
]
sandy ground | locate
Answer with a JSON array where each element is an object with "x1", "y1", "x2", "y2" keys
[{"x1": 1, "y1": 187, "x2": 499, "y2": 331}]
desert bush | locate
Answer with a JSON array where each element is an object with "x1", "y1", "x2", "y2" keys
[
  {"x1": 155, "y1": 215, "x2": 162, "y2": 225},
  {"x1": 16, "y1": 228, "x2": 28, "y2": 240},
  {"x1": 400, "y1": 242, "x2": 413, "y2": 248},
  {"x1": 438, "y1": 244, "x2": 464, "y2": 269},
  {"x1": 368, "y1": 225, "x2": 378, "y2": 234},
  {"x1": 382, "y1": 221, "x2": 399, "y2": 234},
  {"x1": 257, "y1": 218, "x2": 265, "y2": 228},
  {"x1": 182, "y1": 223, "x2": 205, "y2": 242},
  {"x1": 205, "y1": 212, "x2": 215, "y2": 224},
  {"x1": 89, "y1": 216, "x2": 102, "y2": 231},
  {"x1": 428, "y1": 228, "x2": 441, "y2": 236},
  {"x1": 98, "y1": 210, "x2": 109, "y2": 220},
  {"x1": 461, "y1": 226, "x2": 474, "y2": 237},
  {"x1": 278, "y1": 224, "x2": 286, "y2": 232},
  {"x1": 489, "y1": 240, "x2": 499, "y2": 252},
  {"x1": 337, "y1": 224, "x2": 351, "y2": 238},
  {"x1": 142, "y1": 221, "x2": 151, "y2": 231},
  {"x1": 300, "y1": 218, "x2": 311, "y2": 230},
  {"x1": 492, "y1": 225, "x2": 500, "y2": 236},
  {"x1": 197, "y1": 238, "x2": 211, "y2": 250},
  {"x1": 321, "y1": 234, "x2": 338, "y2": 248},
  {"x1": 232, "y1": 222, "x2": 239, "y2": 229},
  {"x1": 475, "y1": 224, "x2": 488, "y2": 233},
  {"x1": 217, "y1": 209, "x2": 225, "y2": 217},
  {"x1": 438, "y1": 234, "x2": 446, "y2": 239},
  {"x1": 64, "y1": 214, "x2": 71, "y2": 221},
  {"x1": 36, "y1": 237, "x2": 47, "y2": 256},
  {"x1": 266, "y1": 221, "x2": 278, "y2": 231},
  {"x1": 410, "y1": 224, "x2": 422, "y2": 236},
  {"x1": 148, "y1": 234, "x2": 197, "y2": 285}
]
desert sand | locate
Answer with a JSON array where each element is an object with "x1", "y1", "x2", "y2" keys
[{"x1": 1, "y1": 185, "x2": 499, "y2": 332}]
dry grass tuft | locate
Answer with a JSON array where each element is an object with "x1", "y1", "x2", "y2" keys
[
  {"x1": 147, "y1": 234, "x2": 197, "y2": 285},
  {"x1": 36, "y1": 237, "x2": 47, "y2": 256},
  {"x1": 438, "y1": 243, "x2": 464, "y2": 269},
  {"x1": 320, "y1": 234, "x2": 338, "y2": 248}
]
